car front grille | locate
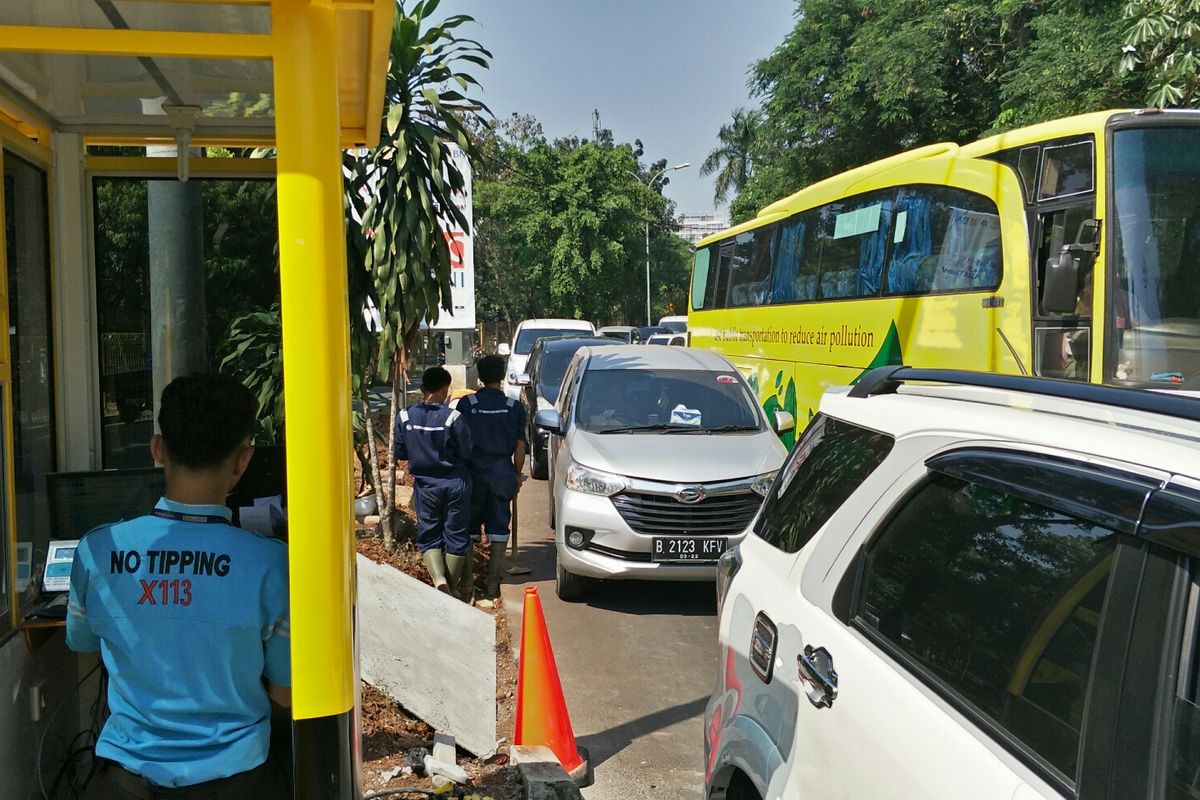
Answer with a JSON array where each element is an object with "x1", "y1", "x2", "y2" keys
[{"x1": 611, "y1": 489, "x2": 762, "y2": 537}]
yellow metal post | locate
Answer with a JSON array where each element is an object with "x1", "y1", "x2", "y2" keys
[{"x1": 272, "y1": 0, "x2": 358, "y2": 795}]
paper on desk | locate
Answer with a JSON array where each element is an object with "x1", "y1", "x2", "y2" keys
[
  {"x1": 253, "y1": 494, "x2": 284, "y2": 512},
  {"x1": 239, "y1": 504, "x2": 281, "y2": 537}
]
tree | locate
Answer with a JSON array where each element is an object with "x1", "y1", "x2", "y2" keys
[
  {"x1": 1120, "y1": 0, "x2": 1200, "y2": 107},
  {"x1": 344, "y1": 0, "x2": 491, "y2": 545},
  {"x1": 724, "y1": 0, "x2": 1143, "y2": 222},
  {"x1": 471, "y1": 117, "x2": 692, "y2": 326},
  {"x1": 700, "y1": 108, "x2": 760, "y2": 205}
]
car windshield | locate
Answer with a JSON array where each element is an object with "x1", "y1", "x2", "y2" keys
[
  {"x1": 1111, "y1": 126, "x2": 1200, "y2": 384},
  {"x1": 537, "y1": 348, "x2": 578, "y2": 404},
  {"x1": 575, "y1": 368, "x2": 762, "y2": 433},
  {"x1": 514, "y1": 327, "x2": 588, "y2": 355}
]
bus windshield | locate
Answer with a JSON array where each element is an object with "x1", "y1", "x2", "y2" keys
[{"x1": 1111, "y1": 126, "x2": 1200, "y2": 385}]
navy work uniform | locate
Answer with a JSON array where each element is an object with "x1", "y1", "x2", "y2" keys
[
  {"x1": 66, "y1": 498, "x2": 290, "y2": 794},
  {"x1": 395, "y1": 401, "x2": 474, "y2": 555},
  {"x1": 456, "y1": 387, "x2": 527, "y2": 542}
]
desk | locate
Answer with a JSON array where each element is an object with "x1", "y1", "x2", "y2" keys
[{"x1": 19, "y1": 616, "x2": 64, "y2": 651}]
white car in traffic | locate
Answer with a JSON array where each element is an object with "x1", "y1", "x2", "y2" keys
[
  {"x1": 535, "y1": 345, "x2": 790, "y2": 601},
  {"x1": 502, "y1": 318, "x2": 595, "y2": 400},
  {"x1": 706, "y1": 366, "x2": 1200, "y2": 800}
]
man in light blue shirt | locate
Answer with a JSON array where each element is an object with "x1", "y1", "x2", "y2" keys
[{"x1": 68, "y1": 374, "x2": 290, "y2": 798}]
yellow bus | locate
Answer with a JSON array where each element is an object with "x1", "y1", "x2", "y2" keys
[{"x1": 689, "y1": 109, "x2": 1200, "y2": 445}]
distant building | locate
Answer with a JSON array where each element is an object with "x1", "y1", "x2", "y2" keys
[{"x1": 675, "y1": 213, "x2": 729, "y2": 246}]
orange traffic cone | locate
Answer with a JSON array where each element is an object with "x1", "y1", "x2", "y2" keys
[{"x1": 514, "y1": 586, "x2": 591, "y2": 785}]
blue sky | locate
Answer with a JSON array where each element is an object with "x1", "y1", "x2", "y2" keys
[{"x1": 440, "y1": 0, "x2": 796, "y2": 217}]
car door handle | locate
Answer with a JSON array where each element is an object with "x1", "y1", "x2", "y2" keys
[{"x1": 797, "y1": 645, "x2": 838, "y2": 709}]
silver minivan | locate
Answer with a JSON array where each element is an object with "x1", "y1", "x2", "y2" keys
[{"x1": 535, "y1": 345, "x2": 791, "y2": 601}]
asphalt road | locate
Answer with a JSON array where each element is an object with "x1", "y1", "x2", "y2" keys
[{"x1": 500, "y1": 476, "x2": 719, "y2": 800}]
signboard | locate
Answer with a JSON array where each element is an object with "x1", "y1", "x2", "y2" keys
[{"x1": 431, "y1": 144, "x2": 476, "y2": 330}]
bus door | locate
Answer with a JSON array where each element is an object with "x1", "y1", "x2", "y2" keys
[{"x1": 1020, "y1": 139, "x2": 1098, "y2": 380}]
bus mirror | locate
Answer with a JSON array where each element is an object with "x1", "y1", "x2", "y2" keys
[{"x1": 1042, "y1": 248, "x2": 1080, "y2": 314}]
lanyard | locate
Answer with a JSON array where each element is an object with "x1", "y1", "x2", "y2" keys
[{"x1": 152, "y1": 508, "x2": 229, "y2": 525}]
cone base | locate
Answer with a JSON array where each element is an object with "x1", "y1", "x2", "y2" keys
[{"x1": 566, "y1": 745, "x2": 592, "y2": 788}]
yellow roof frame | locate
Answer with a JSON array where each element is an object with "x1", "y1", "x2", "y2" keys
[
  {"x1": 0, "y1": 0, "x2": 393, "y2": 148},
  {"x1": 0, "y1": 2, "x2": 398, "y2": 773}
]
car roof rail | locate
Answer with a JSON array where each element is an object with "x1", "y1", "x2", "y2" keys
[{"x1": 849, "y1": 365, "x2": 1200, "y2": 425}]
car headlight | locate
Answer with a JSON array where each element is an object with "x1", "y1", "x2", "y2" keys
[
  {"x1": 751, "y1": 471, "x2": 777, "y2": 498},
  {"x1": 507, "y1": 371, "x2": 518, "y2": 384},
  {"x1": 566, "y1": 461, "x2": 627, "y2": 496}
]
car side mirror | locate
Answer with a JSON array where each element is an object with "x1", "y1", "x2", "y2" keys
[
  {"x1": 517, "y1": 373, "x2": 531, "y2": 386},
  {"x1": 535, "y1": 408, "x2": 564, "y2": 436},
  {"x1": 497, "y1": 343, "x2": 511, "y2": 356},
  {"x1": 773, "y1": 410, "x2": 795, "y2": 434}
]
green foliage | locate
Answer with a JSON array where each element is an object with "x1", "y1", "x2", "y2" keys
[
  {"x1": 218, "y1": 304, "x2": 284, "y2": 444},
  {"x1": 999, "y1": 0, "x2": 1143, "y2": 128},
  {"x1": 472, "y1": 115, "x2": 692, "y2": 325},
  {"x1": 1120, "y1": 0, "x2": 1200, "y2": 106},
  {"x1": 344, "y1": 0, "x2": 492, "y2": 381},
  {"x1": 723, "y1": 0, "x2": 1145, "y2": 222}
]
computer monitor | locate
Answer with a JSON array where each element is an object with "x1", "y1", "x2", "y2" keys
[
  {"x1": 47, "y1": 446, "x2": 287, "y2": 543},
  {"x1": 48, "y1": 468, "x2": 167, "y2": 542}
]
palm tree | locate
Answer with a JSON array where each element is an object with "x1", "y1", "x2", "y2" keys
[{"x1": 701, "y1": 108, "x2": 760, "y2": 205}]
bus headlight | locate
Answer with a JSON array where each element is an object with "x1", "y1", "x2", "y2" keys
[{"x1": 566, "y1": 461, "x2": 627, "y2": 497}]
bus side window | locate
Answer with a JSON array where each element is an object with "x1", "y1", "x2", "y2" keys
[
  {"x1": 726, "y1": 226, "x2": 776, "y2": 307},
  {"x1": 886, "y1": 186, "x2": 1002, "y2": 295},
  {"x1": 711, "y1": 241, "x2": 736, "y2": 309},
  {"x1": 813, "y1": 195, "x2": 893, "y2": 300},
  {"x1": 769, "y1": 214, "x2": 813, "y2": 304},
  {"x1": 691, "y1": 245, "x2": 714, "y2": 311}
]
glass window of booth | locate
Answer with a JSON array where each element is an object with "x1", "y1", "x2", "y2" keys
[
  {"x1": 92, "y1": 175, "x2": 281, "y2": 469},
  {"x1": 5, "y1": 153, "x2": 55, "y2": 614}
]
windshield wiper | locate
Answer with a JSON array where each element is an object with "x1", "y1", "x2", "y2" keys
[
  {"x1": 692, "y1": 425, "x2": 761, "y2": 433},
  {"x1": 598, "y1": 423, "x2": 680, "y2": 434}
]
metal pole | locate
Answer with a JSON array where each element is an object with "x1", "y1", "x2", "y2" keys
[
  {"x1": 645, "y1": 219, "x2": 651, "y2": 326},
  {"x1": 273, "y1": 0, "x2": 357, "y2": 796}
]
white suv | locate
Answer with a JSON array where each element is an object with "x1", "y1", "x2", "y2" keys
[{"x1": 705, "y1": 366, "x2": 1200, "y2": 800}]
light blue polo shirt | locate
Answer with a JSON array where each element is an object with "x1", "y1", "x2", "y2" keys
[{"x1": 66, "y1": 497, "x2": 290, "y2": 788}]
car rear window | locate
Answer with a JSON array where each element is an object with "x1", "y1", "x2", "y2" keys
[
  {"x1": 754, "y1": 414, "x2": 893, "y2": 553},
  {"x1": 514, "y1": 327, "x2": 588, "y2": 355}
]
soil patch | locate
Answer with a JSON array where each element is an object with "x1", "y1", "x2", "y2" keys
[{"x1": 357, "y1": 533, "x2": 520, "y2": 798}]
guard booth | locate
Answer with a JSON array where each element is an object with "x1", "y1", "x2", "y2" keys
[{"x1": 0, "y1": 2, "x2": 394, "y2": 797}]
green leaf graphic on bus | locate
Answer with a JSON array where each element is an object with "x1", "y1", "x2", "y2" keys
[
  {"x1": 852, "y1": 321, "x2": 904, "y2": 384},
  {"x1": 762, "y1": 371, "x2": 798, "y2": 449}
]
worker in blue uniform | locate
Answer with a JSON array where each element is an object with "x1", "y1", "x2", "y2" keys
[
  {"x1": 395, "y1": 366, "x2": 474, "y2": 597},
  {"x1": 67, "y1": 374, "x2": 290, "y2": 798},
  {"x1": 456, "y1": 354, "x2": 527, "y2": 600}
]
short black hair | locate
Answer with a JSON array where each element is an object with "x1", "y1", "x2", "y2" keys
[
  {"x1": 158, "y1": 374, "x2": 257, "y2": 470},
  {"x1": 421, "y1": 366, "x2": 452, "y2": 395},
  {"x1": 477, "y1": 355, "x2": 506, "y2": 385}
]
